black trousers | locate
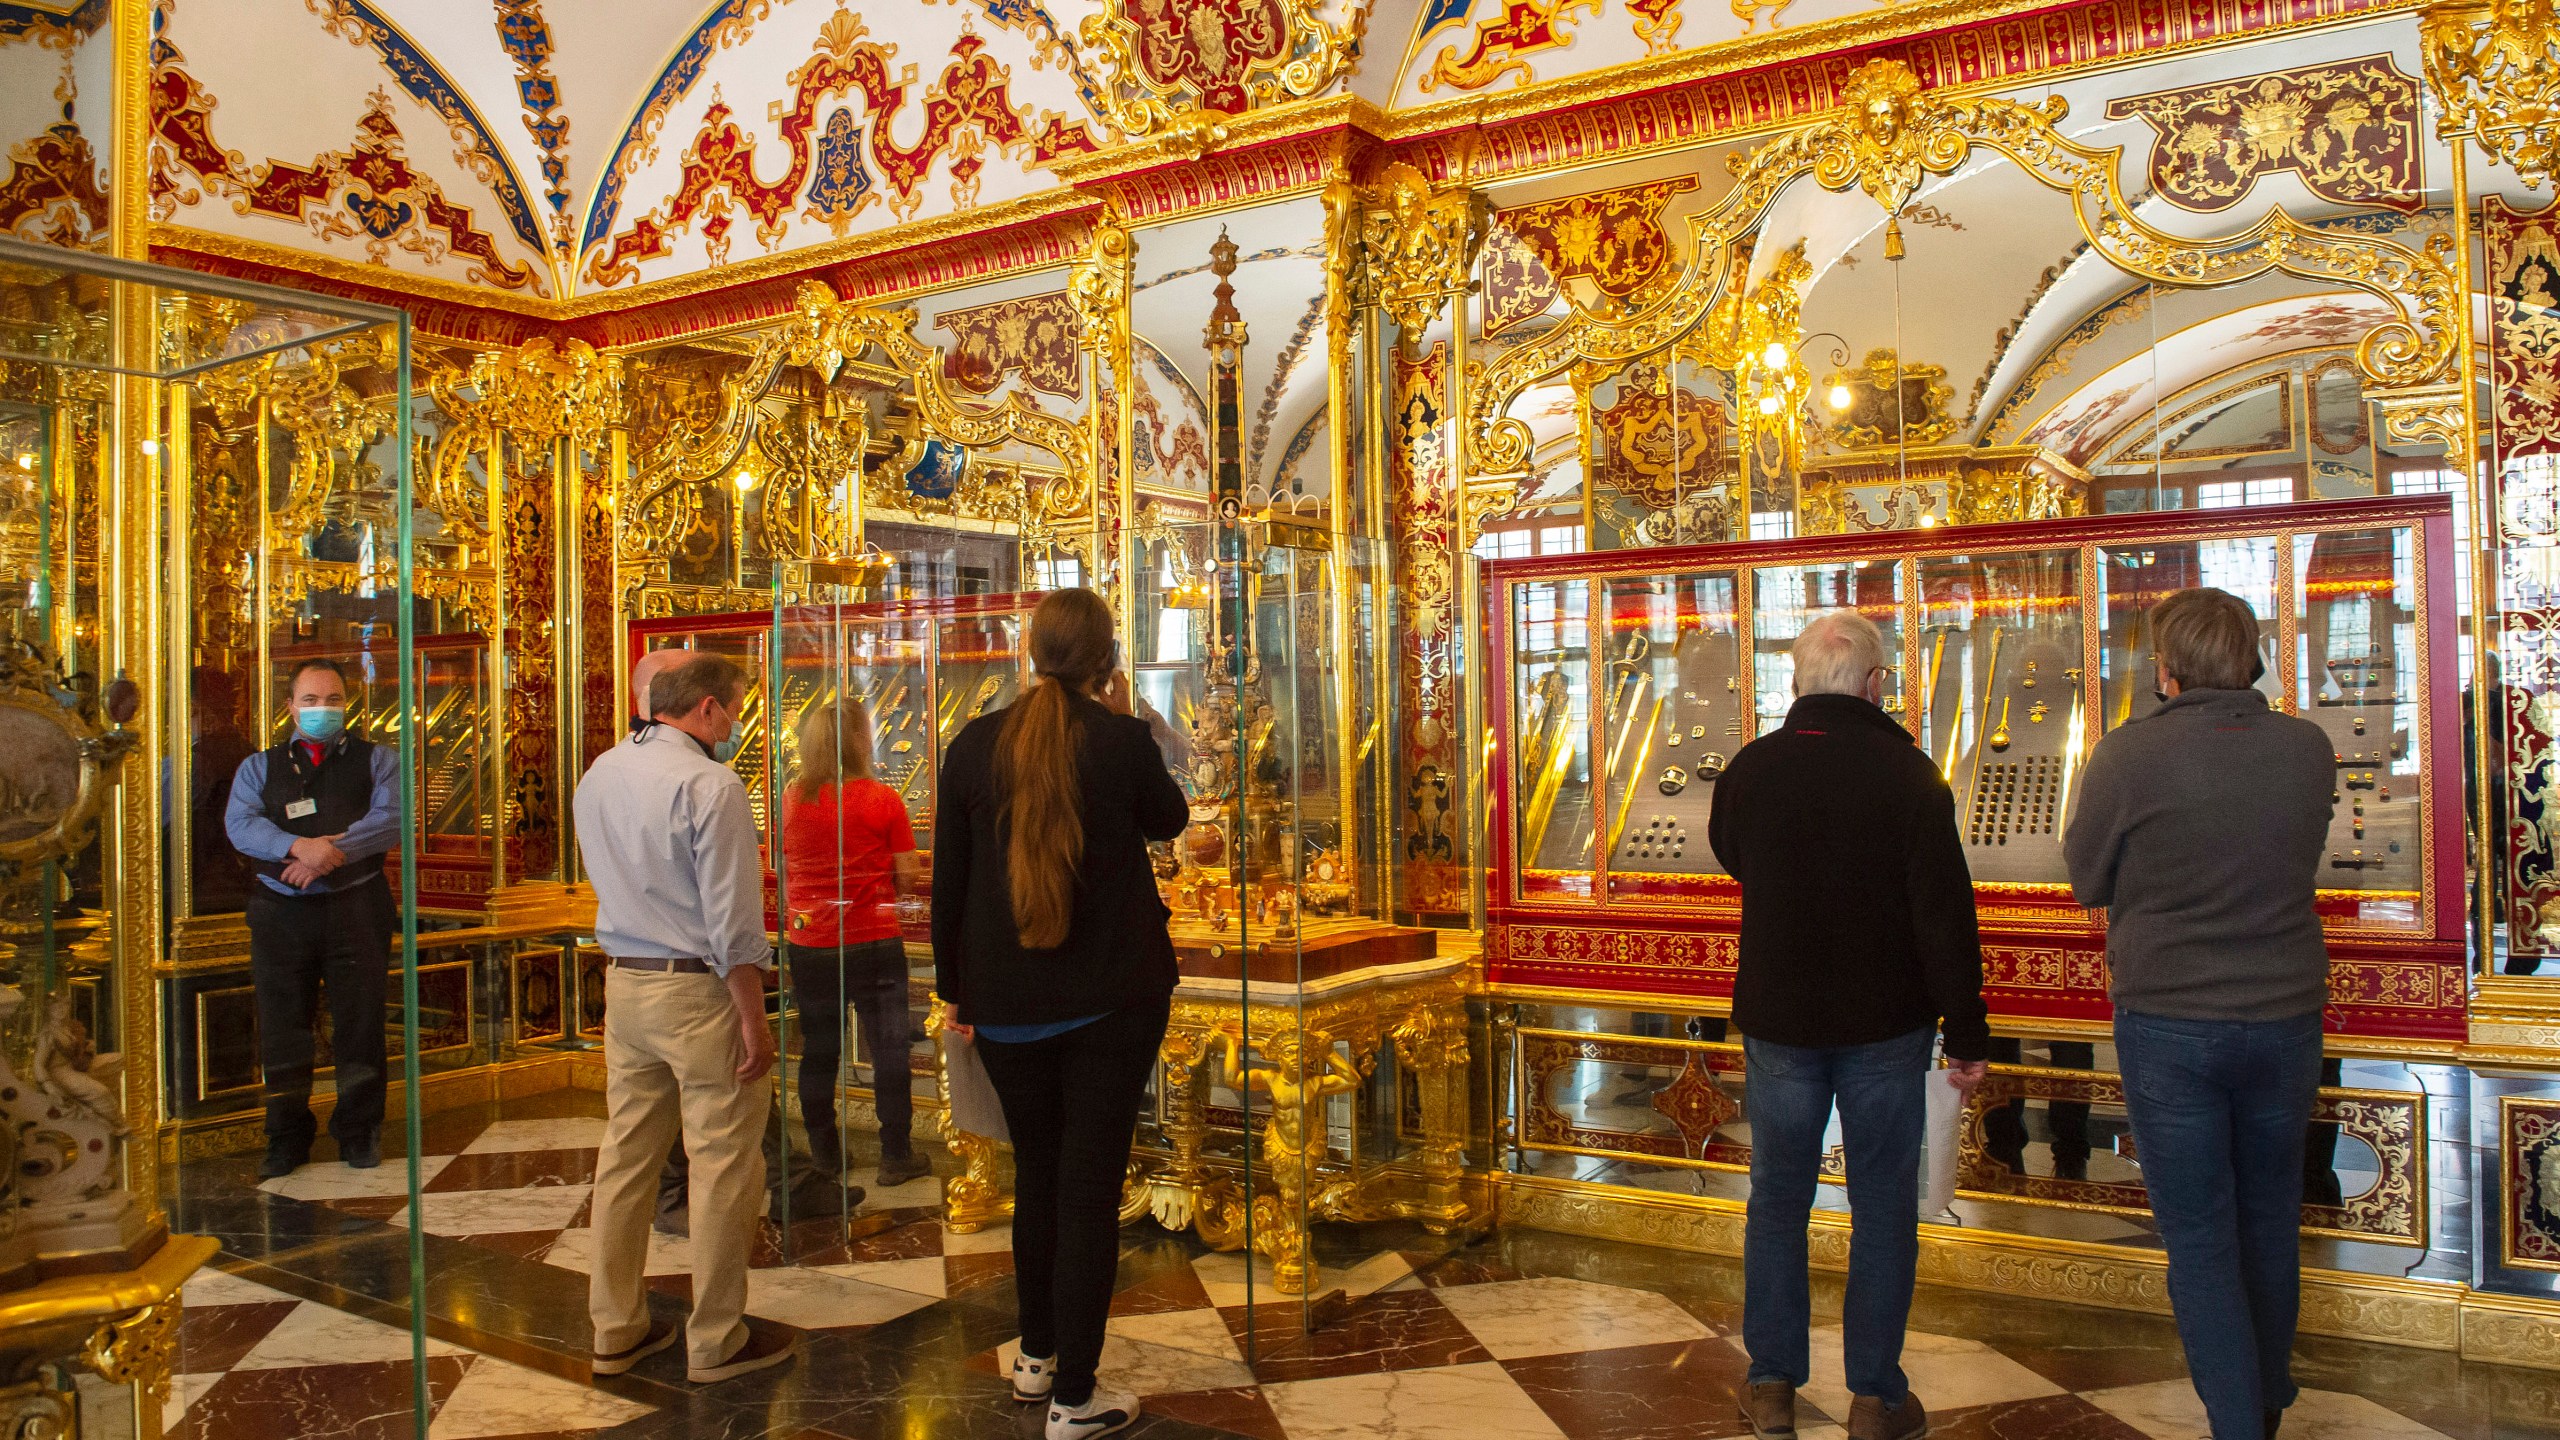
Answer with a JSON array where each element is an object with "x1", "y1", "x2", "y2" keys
[
  {"x1": 1982, "y1": 1038, "x2": 2095, "y2": 1172},
  {"x1": 246, "y1": 877, "x2": 393, "y2": 1150},
  {"x1": 975, "y1": 999, "x2": 1169, "y2": 1408},
  {"x1": 785, "y1": 938, "x2": 917, "y2": 1165}
]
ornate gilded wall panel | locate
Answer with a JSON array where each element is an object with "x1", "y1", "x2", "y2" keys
[
  {"x1": 2502, "y1": 1095, "x2": 2560, "y2": 1271},
  {"x1": 2103, "y1": 56, "x2": 2424, "y2": 216},
  {"x1": 1391, "y1": 343, "x2": 1467, "y2": 915},
  {"x1": 1482, "y1": 177, "x2": 1698, "y2": 337}
]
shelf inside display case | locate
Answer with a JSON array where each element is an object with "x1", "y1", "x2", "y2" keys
[{"x1": 1484, "y1": 494, "x2": 2463, "y2": 1043}]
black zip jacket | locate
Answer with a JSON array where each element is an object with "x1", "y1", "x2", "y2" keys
[
  {"x1": 1706, "y1": 692, "x2": 1991, "y2": 1060},
  {"x1": 931, "y1": 689, "x2": 1190, "y2": 1026}
]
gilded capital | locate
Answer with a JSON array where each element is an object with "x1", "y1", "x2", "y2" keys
[
  {"x1": 2423, "y1": 0, "x2": 2560, "y2": 189},
  {"x1": 1358, "y1": 162, "x2": 1490, "y2": 349}
]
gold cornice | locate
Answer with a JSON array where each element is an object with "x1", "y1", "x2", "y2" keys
[
  {"x1": 1044, "y1": 94, "x2": 1380, "y2": 188},
  {"x1": 150, "y1": 224, "x2": 558, "y2": 319},
  {"x1": 556, "y1": 187, "x2": 1100, "y2": 320}
]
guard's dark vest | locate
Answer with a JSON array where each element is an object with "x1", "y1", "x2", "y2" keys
[{"x1": 252, "y1": 734, "x2": 385, "y2": 893}]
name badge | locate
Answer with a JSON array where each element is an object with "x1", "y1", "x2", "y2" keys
[{"x1": 284, "y1": 799, "x2": 318, "y2": 820}]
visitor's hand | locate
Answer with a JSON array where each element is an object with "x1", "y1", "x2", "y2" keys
[
  {"x1": 1098, "y1": 669, "x2": 1132, "y2": 715},
  {"x1": 280, "y1": 859, "x2": 321, "y2": 888},
  {"x1": 735, "y1": 1013, "x2": 778, "y2": 1083},
  {"x1": 944, "y1": 1021, "x2": 975, "y2": 1043},
  {"x1": 1945, "y1": 1059, "x2": 1988, "y2": 1096},
  {"x1": 288, "y1": 835, "x2": 347, "y2": 872}
]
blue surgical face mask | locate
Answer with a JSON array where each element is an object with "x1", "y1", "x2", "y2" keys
[
  {"x1": 294, "y1": 705, "x2": 346, "y2": 742},
  {"x1": 711, "y1": 714, "x2": 744, "y2": 764}
]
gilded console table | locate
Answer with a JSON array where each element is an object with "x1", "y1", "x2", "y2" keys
[
  {"x1": 1120, "y1": 956, "x2": 1477, "y2": 1296},
  {"x1": 0, "y1": 1233, "x2": 215, "y2": 1438}
]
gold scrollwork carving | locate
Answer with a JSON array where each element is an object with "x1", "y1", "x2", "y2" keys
[
  {"x1": 2376, "y1": 387, "x2": 2468, "y2": 455},
  {"x1": 2423, "y1": 0, "x2": 2560, "y2": 191},
  {"x1": 1076, "y1": 0, "x2": 1368, "y2": 158},
  {"x1": 1466, "y1": 58, "x2": 2460, "y2": 478},
  {"x1": 78, "y1": 1292, "x2": 178, "y2": 1408},
  {"x1": 1359, "y1": 162, "x2": 1490, "y2": 348}
]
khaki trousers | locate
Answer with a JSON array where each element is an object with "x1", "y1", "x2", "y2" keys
[{"x1": 588, "y1": 966, "x2": 772, "y2": 1371}]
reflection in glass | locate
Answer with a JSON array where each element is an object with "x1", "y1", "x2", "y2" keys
[
  {"x1": 2294, "y1": 526, "x2": 2424, "y2": 927},
  {"x1": 2098, "y1": 539, "x2": 2280, "y2": 731},
  {"x1": 1601, "y1": 572, "x2": 1740, "y2": 894},
  {"x1": 1920, "y1": 548, "x2": 2082, "y2": 885},
  {"x1": 1511, "y1": 577, "x2": 1592, "y2": 895}
]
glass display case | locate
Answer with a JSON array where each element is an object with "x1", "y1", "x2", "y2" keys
[{"x1": 1485, "y1": 493, "x2": 2463, "y2": 1043}]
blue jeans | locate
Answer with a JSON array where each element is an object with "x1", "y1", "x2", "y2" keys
[
  {"x1": 1742, "y1": 1025, "x2": 1933, "y2": 1405},
  {"x1": 2114, "y1": 1008, "x2": 2325, "y2": 1440}
]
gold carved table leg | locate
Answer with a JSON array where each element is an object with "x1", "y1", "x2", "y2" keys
[
  {"x1": 1391, "y1": 988, "x2": 1474, "y2": 1235},
  {"x1": 930, "y1": 1003, "x2": 1012, "y2": 1235}
]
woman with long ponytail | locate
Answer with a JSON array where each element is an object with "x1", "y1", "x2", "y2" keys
[{"x1": 931, "y1": 587, "x2": 1186, "y2": 1440}]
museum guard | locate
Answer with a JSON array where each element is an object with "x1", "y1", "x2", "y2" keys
[{"x1": 222, "y1": 656, "x2": 401, "y2": 1180}]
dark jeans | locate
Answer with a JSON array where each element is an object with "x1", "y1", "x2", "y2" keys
[
  {"x1": 1742, "y1": 1024, "x2": 1933, "y2": 1406},
  {"x1": 975, "y1": 1000, "x2": 1169, "y2": 1409},
  {"x1": 2115, "y1": 1008, "x2": 2325, "y2": 1440},
  {"x1": 246, "y1": 877, "x2": 393, "y2": 1151},
  {"x1": 786, "y1": 938, "x2": 916, "y2": 1167},
  {"x1": 1982, "y1": 1038, "x2": 2095, "y2": 1174}
]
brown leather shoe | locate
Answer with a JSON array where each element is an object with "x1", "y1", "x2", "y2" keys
[
  {"x1": 1848, "y1": 1392, "x2": 1929, "y2": 1440},
  {"x1": 1738, "y1": 1380, "x2": 1797, "y2": 1439},
  {"x1": 688, "y1": 1325, "x2": 797, "y2": 1384}
]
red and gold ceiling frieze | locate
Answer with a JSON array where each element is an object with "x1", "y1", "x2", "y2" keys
[{"x1": 140, "y1": 0, "x2": 2421, "y2": 348}]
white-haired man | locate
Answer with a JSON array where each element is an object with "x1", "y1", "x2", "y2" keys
[{"x1": 1707, "y1": 610, "x2": 1990, "y2": 1440}]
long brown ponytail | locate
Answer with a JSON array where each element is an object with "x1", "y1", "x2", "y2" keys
[{"x1": 997, "y1": 588, "x2": 1116, "y2": 948}]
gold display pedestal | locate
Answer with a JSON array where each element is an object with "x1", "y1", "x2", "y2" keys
[
  {"x1": 1120, "y1": 952, "x2": 1475, "y2": 1297},
  {"x1": 0, "y1": 1232, "x2": 215, "y2": 1439}
]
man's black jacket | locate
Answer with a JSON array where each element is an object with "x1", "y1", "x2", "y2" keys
[{"x1": 1705, "y1": 691, "x2": 1991, "y2": 1060}]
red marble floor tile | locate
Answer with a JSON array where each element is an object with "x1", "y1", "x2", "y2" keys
[
  {"x1": 173, "y1": 1356, "x2": 467, "y2": 1440},
  {"x1": 1107, "y1": 1264, "x2": 1215, "y2": 1316},
  {"x1": 1149, "y1": 1385, "x2": 1288, "y2": 1440},
  {"x1": 1220, "y1": 1288, "x2": 1492, "y2": 1385},
  {"x1": 1503, "y1": 1336, "x2": 1757, "y2": 1440},
  {"x1": 1926, "y1": 1395, "x2": 2153, "y2": 1440},
  {"x1": 1406, "y1": 1251, "x2": 1524, "y2": 1289},
  {"x1": 173, "y1": 1301, "x2": 301, "y2": 1376},
  {"x1": 422, "y1": 1148, "x2": 598, "y2": 1193},
  {"x1": 319, "y1": 1196, "x2": 409, "y2": 1223},
  {"x1": 840, "y1": 1218, "x2": 946, "y2": 1264},
  {"x1": 943, "y1": 1251, "x2": 1015, "y2": 1296},
  {"x1": 1994, "y1": 1337, "x2": 2196, "y2": 1395}
]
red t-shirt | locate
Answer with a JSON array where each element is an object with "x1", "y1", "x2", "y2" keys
[{"x1": 779, "y1": 779, "x2": 917, "y2": 945}]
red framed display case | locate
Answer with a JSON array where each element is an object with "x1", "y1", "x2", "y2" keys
[{"x1": 1482, "y1": 494, "x2": 2465, "y2": 1044}]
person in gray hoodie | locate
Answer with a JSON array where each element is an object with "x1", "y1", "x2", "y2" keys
[{"x1": 2063, "y1": 586, "x2": 2332, "y2": 1440}]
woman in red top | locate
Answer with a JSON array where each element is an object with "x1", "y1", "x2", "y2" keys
[{"x1": 781, "y1": 699, "x2": 927, "y2": 1188}]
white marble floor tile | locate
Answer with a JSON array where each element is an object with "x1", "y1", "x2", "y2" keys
[
  {"x1": 392, "y1": 1184, "x2": 593, "y2": 1237},
  {"x1": 258, "y1": 1154, "x2": 454, "y2": 1201},
  {"x1": 993, "y1": 1314, "x2": 1255, "y2": 1400},
  {"x1": 180, "y1": 1267, "x2": 302, "y2": 1309},
  {"x1": 2088, "y1": 1380, "x2": 2454, "y2": 1440},
  {"x1": 426, "y1": 1353, "x2": 654, "y2": 1438},
  {"x1": 1434, "y1": 1276, "x2": 1712, "y2": 1359},
  {"x1": 1192, "y1": 1248, "x2": 1415, "y2": 1307},
  {"x1": 742, "y1": 1264, "x2": 941, "y2": 1330},
  {"x1": 541, "y1": 1226, "x2": 692, "y2": 1277},
  {"x1": 1263, "y1": 1362, "x2": 1568, "y2": 1440},
  {"x1": 1796, "y1": 1327, "x2": 2061, "y2": 1422},
  {"x1": 826, "y1": 1256, "x2": 947, "y2": 1299},
  {"x1": 460, "y1": 1117, "x2": 607, "y2": 1154},
  {"x1": 232, "y1": 1301, "x2": 469, "y2": 1370},
  {"x1": 75, "y1": 1371, "x2": 133, "y2": 1440},
  {"x1": 161, "y1": 1372, "x2": 220, "y2": 1434},
  {"x1": 941, "y1": 1221, "x2": 1013, "y2": 1255}
]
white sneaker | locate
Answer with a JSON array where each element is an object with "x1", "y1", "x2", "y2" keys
[
  {"x1": 1046, "y1": 1386, "x2": 1139, "y2": 1439},
  {"x1": 1011, "y1": 1352, "x2": 1056, "y2": 1402}
]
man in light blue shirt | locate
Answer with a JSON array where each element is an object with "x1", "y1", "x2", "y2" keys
[
  {"x1": 575, "y1": 652, "x2": 792, "y2": 1386},
  {"x1": 222, "y1": 657, "x2": 400, "y2": 1179}
]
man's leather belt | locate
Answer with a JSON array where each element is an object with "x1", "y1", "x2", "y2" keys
[{"x1": 609, "y1": 955, "x2": 713, "y2": 974}]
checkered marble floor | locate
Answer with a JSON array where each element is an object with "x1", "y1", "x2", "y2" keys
[{"x1": 162, "y1": 1091, "x2": 2556, "y2": 1440}]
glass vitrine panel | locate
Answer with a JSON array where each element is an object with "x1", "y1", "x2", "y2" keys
[
  {"x1": 1510, "y1": 576, "x2": 1593, "y2": 896},
  {"x1": 1918, "y1": 547, "x2": 2083, "y2": 885},
  {"x1": 2097, "y1": 537, "x2": 2282, "y2": 730},
  {"x1": 1752, "y1": 560, "x2": 1906, "y2": 735},
  {"x1": 2295, "y1": 525, "x2": 2425, "y2": 928},
  {"x1": 1601, "y1": 571, "x2": 1741, "y2": 895}
]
